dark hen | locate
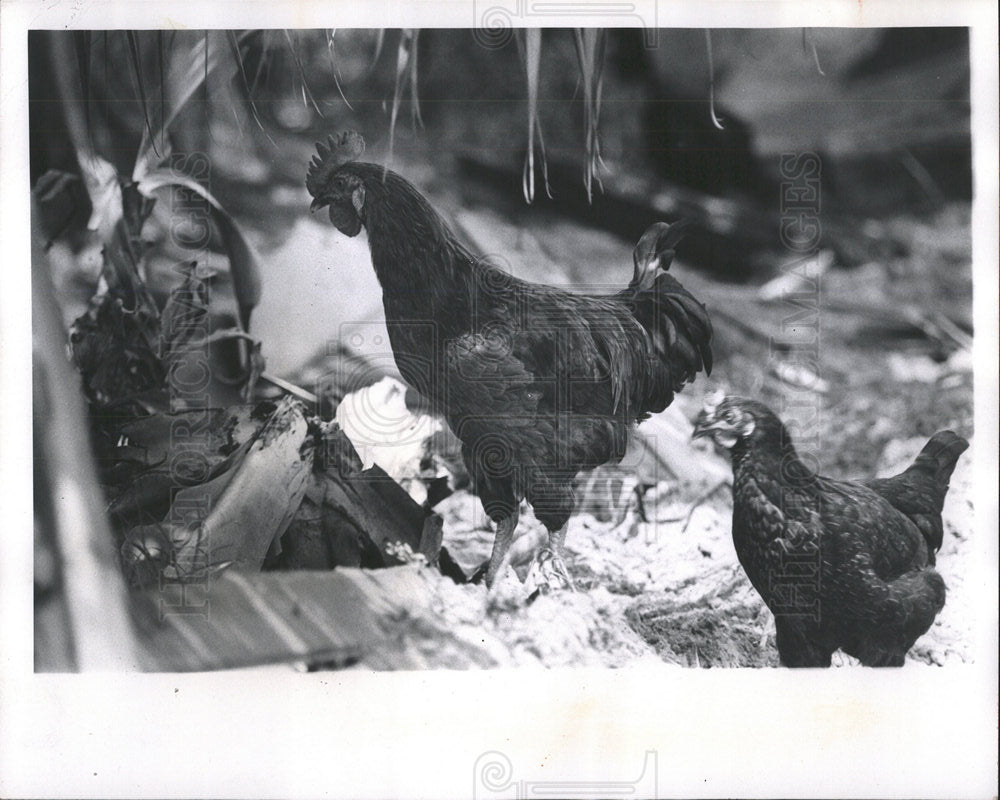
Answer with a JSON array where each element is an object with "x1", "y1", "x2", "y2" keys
[
  {"x1": 306, "y1": 132, "x2": 712, "y2": 588},
  {"x1": 693, "y1": 396, "x2": 966, "y2": 667}
]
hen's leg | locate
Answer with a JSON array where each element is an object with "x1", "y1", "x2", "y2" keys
[
  {"x1": 484, "y1": 508, "x2": 520, "y2": 587},
  {"x1": 535, "y1": 523, "x2": 576, "y2": 593}
]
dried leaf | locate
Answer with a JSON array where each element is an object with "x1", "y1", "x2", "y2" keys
[
  {"x1": 283, "y1": 29, "x2": 323, "y2": 116},
  {"x1": 389, "y1": 29, "x2": 422, "y2": 161},
  {"x1": 520, "y1": 28, "x2": 551, "y2": 204},
  {"x1": 704, "y1": 29, "x2": 724, "y2": 130},
  {"x1": 227, "y1": 30, "x2": 275, "y2": 142},
  {"x1": 104, "y1": 404, "x2": 271, "y2": 523},
  {"x1": 325, "y1": 29, "x2": 354, "y2": 111},
  {"x1": 573, "y1": 28, "x2": 606, "y2": 202},
  {"x1": 121, "y1": 398, "x2": 312, "y2": 584}
]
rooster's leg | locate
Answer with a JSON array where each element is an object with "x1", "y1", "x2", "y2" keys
[
  {"x1": 535, "y1": 523, "x2": 576, "y2": 593},
  {"x1": 485, "y1": 508, "x2": 520, "y2": 586}
]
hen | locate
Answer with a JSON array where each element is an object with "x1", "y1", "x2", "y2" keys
[
  {"x1": 307, "y1": 132, "x2": 713, "y2": 588},
  {"x1": 693, "y1": 395, "x2": 967, "y2": 667}
]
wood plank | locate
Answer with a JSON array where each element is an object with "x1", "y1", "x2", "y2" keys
[{"x1": 130, "y1": 566, "x2": 500, "y2": 671}]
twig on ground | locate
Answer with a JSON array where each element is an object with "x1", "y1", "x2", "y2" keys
[
  {"x1": 260, "y1": 371, "x2": 319, "y2": 406},
  {"x1": 652, "y1": 478, "x2": 730, "y2": 532}
]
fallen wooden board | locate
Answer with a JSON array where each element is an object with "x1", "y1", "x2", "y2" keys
[{"x1": 130, "y1": 564, "x2": 656, "y2": 671}]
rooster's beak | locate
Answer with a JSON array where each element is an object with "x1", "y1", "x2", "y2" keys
[{"x1": 310, "y1": 197, "x2": 327, "y2": 214}]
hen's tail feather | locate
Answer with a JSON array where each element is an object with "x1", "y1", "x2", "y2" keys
[
  {"x1": 866, "y1": 430, "x2": 968, "y2": 558},
  {"x1": 911, "y1": 430, "x2": 969, "y2": 491}
]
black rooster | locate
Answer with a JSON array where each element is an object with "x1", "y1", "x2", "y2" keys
[
  {"x1": 307, "y1": 132, "x2": 712, "y2": 588},
  {"x1": 693, "y1": 396, "x2": 967, "y2": 667}
]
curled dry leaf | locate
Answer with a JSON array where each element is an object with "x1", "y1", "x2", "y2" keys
[
  {"x1": 121, "y1": 397, "x2": 312, "y2": 585},
  {"x1": 104, "y1": 403, "x2": 267, "y2": 519}
]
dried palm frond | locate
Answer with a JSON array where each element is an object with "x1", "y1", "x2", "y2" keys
[{"x1": 519, "y1": 28, "x2": 551, "y2": 204}]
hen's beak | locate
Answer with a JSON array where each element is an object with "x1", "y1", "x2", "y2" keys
[
  {"x1": 309, "y1": 197, "x2": 327, "y2": 213},
  {"x1": 691, "y1": 412, "x2": 725, "y2": 440}
]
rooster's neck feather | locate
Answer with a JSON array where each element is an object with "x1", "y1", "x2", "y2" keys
[{"x1": 350, "y1": 164, "x2": 474, "y2": 294}]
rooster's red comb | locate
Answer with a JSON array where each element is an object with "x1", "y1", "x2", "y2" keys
[{"x1": 305, "y1": 131, "x2": 366, "y2": 197}]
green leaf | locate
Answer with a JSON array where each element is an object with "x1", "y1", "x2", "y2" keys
[
  {"x1": 124, "y1": 32, "x2": 159, "y2": 158},
  {"x1": 138, "y1": 169, "x2": 262, "y2": 331},
  {"x1": 72, "y1": 31, "x2": 95, "y2": 152},
  {"x1": 133, "y1": 31, "x2": 235, "y2": 180},
  {"x1": 77, "y1": 151, "x2": 123, "y2": 239}
]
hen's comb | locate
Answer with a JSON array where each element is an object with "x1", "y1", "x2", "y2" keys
[{"x1": 305, "y1": 131, "x2": 366, "y2": 197}]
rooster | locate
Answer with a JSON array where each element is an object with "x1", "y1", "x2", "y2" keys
[
  {"x1": 693, "y1": 395, "x2": 967, "y2": 666},
  {"x1": 307, "y1": 132, "x2": 712, "y2": 588}
]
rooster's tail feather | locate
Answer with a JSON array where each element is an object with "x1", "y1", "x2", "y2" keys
[{"x1": 627, "y1": 271, "x2": 713, "y2": 415}]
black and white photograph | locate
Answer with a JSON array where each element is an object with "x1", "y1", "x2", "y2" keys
[{"x1": 1, "y1": 1, "x2": 997, "y2": 798}]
